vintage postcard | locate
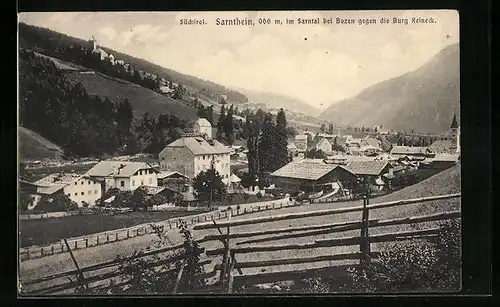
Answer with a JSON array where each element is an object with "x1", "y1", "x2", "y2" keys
[{"x1": 17, "y1": 10, "x2": 461, "y2": 296}]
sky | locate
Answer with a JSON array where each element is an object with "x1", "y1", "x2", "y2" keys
[{"x1": 19, "y1": 10, "x2": 459, "y2": 109}]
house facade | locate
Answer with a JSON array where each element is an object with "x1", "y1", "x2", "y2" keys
[
  {"x1": 194, "y1": 118, "x2": 213, "y2": 138},
  {"x1": 315, "y1": 138, "x2": 333, "y2": 153},
  {"x1": 85, "y1": 161, "x2": 159, "y2": 194},
  {"x1": 34, "y1": 173, "x2": 103, "y2": 207},
  {"x1": 159, "y1": 134, "x2": 231, "y2": 185}
]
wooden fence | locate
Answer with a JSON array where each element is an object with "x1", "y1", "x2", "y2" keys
[
  {"x1": 19, "y1": 198, "x2": 296, "y2": 261},
  {"x1": 19, "y1": 193, "x2": 460, "y2": 295},
  {"x1": 192, "y1": 193, "x2": 461, "y2": 293}
]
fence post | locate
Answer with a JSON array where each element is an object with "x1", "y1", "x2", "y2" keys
[
  {"x1": 51, "y1": 245, "x2": 55, "y2": 255},
  {"x1": 115, "y1": 232, "x2": 119, "y2": 241},
  {"x1": 74, "y1": 241, "x2": 78, "y2": 250},
  {"x1": 97, "y1": 236, "x2": 100, "y2": 245},
  {"x1": 27, "y1": 249, "x2": 30, "y2": 260},
  {"x1": 40, "y1": 248, "x2": 44, "y2": 257},
  {"x1": 360, "y1": 196, "x2": 371, "y2": 265},
  {"x1": 136, "y1": 228, "x2": 139, "y2": 236},
  {"x1": 106, "y1": 234, "x2": 110, "y2": 243},
  {"x1": 220, "y1": 226, "x2": 231, "y2": 287},
  {"x1": 85, "y1": 238, "x2": 89, "y2": 248},
  {"x1": 127, "y1": 230, "x2": 130, "y2": 238}
]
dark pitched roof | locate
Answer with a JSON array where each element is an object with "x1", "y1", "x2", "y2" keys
[
  {"x1": 345, "y1": 160, "x2": 390, "y2": 176},
  {"x1": 271, "y1": 159, "x2": 354, "y2": 181},
  {"x1": 390, "y1": 146, "x2": 430, "y2": 155},
  {"x1": 428, "y1": 140, "x2": 455, "y2": 152}
]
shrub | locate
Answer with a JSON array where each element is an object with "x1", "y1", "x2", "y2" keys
[
  {"x1": 345, "y1": 219, "x2": 461, "y2": 293},
  {"x1": 35, "y1": 193, "x2": 78, "y2": 212}
]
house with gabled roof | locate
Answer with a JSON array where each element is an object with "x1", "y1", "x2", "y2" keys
[
  {"x1": 85, "y1": 160, "x2": 159, "y2": 193},
  {"x1": 270, "y1": 159, "x2": 358, "y2": 193},
  {"x1": 33, "y1": 173, "x2": 103, "y2": 207},
  {"x1": 159, "y1": 133, "x2": 231, "y2": 184}
]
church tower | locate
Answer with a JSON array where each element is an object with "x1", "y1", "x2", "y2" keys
[
  {"x1": 90, "y1": 36, "x2": 97, "y2": 51},
  {"x1": 449, "y1": 113, "x2": 460, "y2": 153}
]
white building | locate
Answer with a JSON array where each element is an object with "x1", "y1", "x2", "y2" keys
[
  {"x1": 193, "y1": 118, "x2": 213, "y2": 138},
  {"x1": 314, "y1": 138, "x2": 333, "y2": 153},
  {"x1": 34, "y1": 173, "x2": 102, "y2": 207},
  {"x1": 85, "y1": 160, "x2": 159, "y2": 193},
  {"x1": 159, "y1": 135, "x2": 231, "y2": 185}
]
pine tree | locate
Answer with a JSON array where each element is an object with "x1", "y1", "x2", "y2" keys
[
  {"x1": 274, "y1": 108, "x2": 290, "y2": 170},
  {"x1": 216, "y1": 105, "x2": 226, "y2": 140},
  {"x1": 224, "y1": 105, "x2": 234, "y2": 145},
  {"x1": 328, "y1": 124, "x2": 334, "y2": 135},
  {"x1": 206, "y1": 106, "x2": 214, "y2": 126}
]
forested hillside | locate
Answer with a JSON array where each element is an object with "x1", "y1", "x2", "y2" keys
[
  {"x1": 19, "y1": 49, "x2": 187, "y2": 158},
  {"x1": 19, "y1": 23, "x2": 249, "y2": 105}
]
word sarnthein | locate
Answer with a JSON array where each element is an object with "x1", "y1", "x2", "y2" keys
[{"x1": 179, "y1": 16, "x2": 437, "y2": 26}]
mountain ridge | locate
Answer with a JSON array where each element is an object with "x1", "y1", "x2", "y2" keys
[{"x1": 320, "y1": 43, "x2": 460, "y2": 133}]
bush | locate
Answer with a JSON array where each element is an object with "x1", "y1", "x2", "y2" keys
[
  {"x1": 345, "y1": 219, "x2": 461, "y2": 293},
  {"x1": 35, "y1": 193, "x2": 79, "y2": 212}
]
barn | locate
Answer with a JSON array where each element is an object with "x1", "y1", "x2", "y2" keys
[{"x1": 270, "y1": 159, "x2": 358, "y2": 194}]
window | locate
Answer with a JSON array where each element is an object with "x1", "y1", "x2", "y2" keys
[
  {"x1": 94, "y1": 190, "x2": 98, "y2": 194},
  {"x1": 75, "y1": 182, "x2": 77, "y2": 186},
  {"x1": 67, "y1": 194, "x2": 70, "y2": 197},
  {"x1": 149, "y1": 178, "x2": 152, "y2": 184},
  {"x1": 132, "y1": 180, "x2": 135, "y2": 186},
  {"x1": 141, "y1": 180, "x2": 144, "y2": 185},
  {"x1": 88, "y1": 181, "x2": 91, "y2": 185},
  {"x1": 81, "y1": 181, "x2": 84, "y2": 185},
  {"x1": 161, "y1": 157, "x2": 165, "y2": 160},
  {"x1": 81, "y1": 192, "x2": 84, "y2": 195},
  {"x1": 120, "y1": 180, "x2": 125, "y2": 187},
  {"x1": 88, "y1": 190, "x2": 92, "y2": 195},
  {"x1": 150, "y1": 169, "x2": 154, "y2": 174}
]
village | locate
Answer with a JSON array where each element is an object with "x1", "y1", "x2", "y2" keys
[{"x1": 19, "y1": 113, "x2": 460, "y2": 214}]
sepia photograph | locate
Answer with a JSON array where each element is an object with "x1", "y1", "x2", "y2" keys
[{"x1": 17, "y1": 10, "x2": 461, "y2": 295}]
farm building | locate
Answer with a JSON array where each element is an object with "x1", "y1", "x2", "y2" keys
[
  {"x1": 85, "y1": 160, "x2": 159, "y2": 193},
  {"x1": 157, "y1": 171, "x2": 190, "y2": 186},
  {"x1": 345, "y1": 160, "x2": 392, "y2": 184},
  {"x1": 143, "y1": 186, "x2": 179, "y2": 204},
  {"x1": 34, "y1": 173, "x2": 103, "y2": 207},
  {"x1": 420, "y1": 153, "x2": 460, "y2": 170},
  {"x1": 270, "y1": 159, "x2": 358, "y2": 194}
]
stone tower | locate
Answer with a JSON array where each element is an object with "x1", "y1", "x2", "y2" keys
[{"x1": 90, "y1": 36, "x2": 97, "y2": 51}]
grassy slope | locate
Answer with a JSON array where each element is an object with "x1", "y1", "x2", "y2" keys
[
  {"x1": 18, "y1": 211, "x2": 199, "y2": 248},
  {"x1": 19, "y1": 127, "x2": 65, "y2": 162},
  {"x1": 65, "y1": 71, "x2": 198, "y2": 120}
]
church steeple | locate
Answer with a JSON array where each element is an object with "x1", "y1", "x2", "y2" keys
[{"x1": 450, "y1": 113, "x2": 458, "y2": 129}]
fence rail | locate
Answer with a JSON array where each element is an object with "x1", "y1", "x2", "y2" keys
[
  {"x1": 197, "y1": 193, "x2": 461, "y2": 293},
  {"x1": 19, "y1": 198, "x2": 296, "y2": 261},
  {"x1": 19, "y1": 193, "x2": 461, "y2": 295}
]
